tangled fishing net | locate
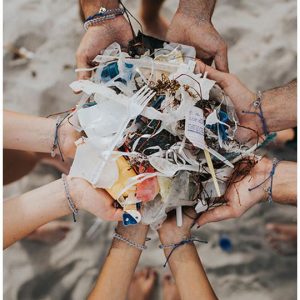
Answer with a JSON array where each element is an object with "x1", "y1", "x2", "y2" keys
[{"x1": 68, "y1": 33, "x2": 261, "y2": 229}]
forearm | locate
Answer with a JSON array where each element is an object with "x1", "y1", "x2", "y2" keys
[
  {"x1": 80, "y1": 0, "x2": 119, "y2": 18},
  {"x1": 160, "y1": 239, "x2": 217, "y2": 300},
  {"x1": 178, "y1": 0, "x2": 216, "y2": 20},
  {"x1": 4, "y1": 179, "x2": 70, "y2": 249},
  {"x1": 141, "y1": 0, "x2": 165, "y2": 21},
  {"x1": 272, "y1": 161, "x2": 297, "y2": 205},
  {"x1": 262, "y1": 80, "x2": 297, "y2": 133},
  {"x1": 88, "y1": 223, "x2": 149, "y2": 300},
  {"x1": 4, "y1": 111, "x2": 78, "y2": 158},
  {"x1": 4, "y1": 111, "x2": 55, "y2": 153}
]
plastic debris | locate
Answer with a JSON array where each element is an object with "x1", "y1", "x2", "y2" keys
[{"x1": 68, "y1": 33, "x2": 258, "y2": 228}]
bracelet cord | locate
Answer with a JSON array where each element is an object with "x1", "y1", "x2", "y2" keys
[
  {"x1": 159, "y1": 237, "x2": 207, "y2": 268},
  {"x1": 51, "y1": 114, "x2": 69, "y2": 162},
  {"x1": 62, "y1": 174, "x2": 79, "y2": 222},
  {"x1": 113, "y1": 232, "x2": 147, "y2": 251},
  {"x1": 242, "y1": 91, "x2": 269, "y2": 137},
  {"x1": 248, "y1": 158, "x2": 281, "y2": 203}
]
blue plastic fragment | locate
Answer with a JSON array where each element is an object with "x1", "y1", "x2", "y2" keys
[
  {"x1": 123, "y1": 212, "x2": 138, "y2": 226},
  {"x1": 101, "y1": 62, "x2": 119, "y2": 82},
  {"x1": 219, "y1": 234, "x2": 232, "y2": 252},
  {"x1": 206, "y1": 110, "x2": 229, "y2": 141}
]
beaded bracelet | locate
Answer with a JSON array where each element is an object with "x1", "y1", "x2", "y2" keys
[
  {"x1": 248, "y1": 158, "x2": 281, "y2": 203},
  {"x1": 85, "y1": 7, "x2": 125, "y2": 22},
  {"x1": 113, "y1": 232, "x2": 147, "y2": 251},
  {"x1": 84, "y1": 7, "x2": 125, "y2": 31},
  {"x1": 242, "y1": 90, "x2": 269, "y2": 137},
  {"x1": 62, "y1": 174, "x2": 79, "y2": 222},
  {"x1": 159, "y1": 237, "x2": 207, "y2": 267}
]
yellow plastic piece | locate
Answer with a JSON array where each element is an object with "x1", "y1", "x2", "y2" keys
[{"x1": 106, "y1": 156, "x2": 137, "y2": 200}]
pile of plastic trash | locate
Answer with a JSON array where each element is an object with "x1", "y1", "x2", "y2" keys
[{"x1": 68, "y1": 33, "x2": 258, "y2": 229}]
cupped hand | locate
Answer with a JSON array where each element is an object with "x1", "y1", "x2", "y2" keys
[
  {"x1": 69, "y1": 177, "x2": 123, "y2": 221},
  {"x1": 195, "y1": 61, "x2": 260, "y2": 144},
  {"x1": 197, "y1": 158, "x2": 272, "y2": 227},
  {"x1": 76, "y1": 16, "x2": 133, "y2": 80},
  {"x1": 167, "y1": 12, "x2": 228, "y2": 72}
]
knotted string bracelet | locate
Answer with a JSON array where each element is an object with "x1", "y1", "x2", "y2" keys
[
  {"x1": 248, "y1": 158, "x2": 281, "y2": 203},
  {"x1": 61, "y1": 174, "x2": 79, "y2": 222},
  {"x1": 51, "y1": 114, "x2": 69, "y2": 162},
  {"x1": 242, "y1": 91, "x2": 269, "y2": 137},
  {"x1": 159, "y1": 237, "x2": 208, "y2": 268}
]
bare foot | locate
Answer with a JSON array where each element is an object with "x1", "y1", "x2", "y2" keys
[
  {"x1": 266, "y1": 223, "x2": 297, "y2": 255},
  {"x1": 26, "y1": 220, "x2": 72, "y2": 244},
  {"x1": 162, "y1": 274, "x2": 180, "y2": 300},
  {"x1": 128, "y1": 267, "x2": 157, "y2": 300}
]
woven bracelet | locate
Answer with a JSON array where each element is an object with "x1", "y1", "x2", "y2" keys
[
  {"x1": 113, "y1": 232, "x2": 147, "y2": 251},
  {"x1": 248, "y1": 158, "x2": 281, "y2": 203},
  {"x1": 159, "y1": 237, "x2": 207, "y2": 267},
  {"x1": 242, "y1": 90, "x2": 269, "y2": 137},
  {"x1": 62, "y1": 174, "x2": 79, "y2": 222}
]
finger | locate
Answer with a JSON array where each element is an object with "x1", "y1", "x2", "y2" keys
[
  {"x1": 110, "y1": 208, "x2": 123, "y2": 221},
  {"x1": 197, "y1": 206, "x2": 234, "y2": 226},
  {"x1": 214, "y1": 45, "x2": 229, "y2": 73},
  {"x1": 76, "y1": 51, "x2": 92, "y2": 81},
  {"x1": 195, "y1": 61, "x2": 230, "y2": 90}
]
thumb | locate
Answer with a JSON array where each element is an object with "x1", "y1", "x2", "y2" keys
[
  {"x1": 195, "y1": 61, "x2": 230, "y2": 90},
  {"x1": 197, "y1": 205, "x2": 233, "y2": 227},
  {"x1": 110, "y1": 208, "x2": 123, "y2": 222},
  {"x1": 76, "y1": 51, "x2": 92, "y2": 81},
  {"x1": 214, "y1": 46, "x2": 229, "y2": 73}
]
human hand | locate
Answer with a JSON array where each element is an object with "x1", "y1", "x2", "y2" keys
[
  {"x1": 158, "y1": 208, "x2": 197, "y2": 245},
  {"x1": 69, "y1": 176, "x2": 123, "y2": 221},
  {"x1": 197, "y1": 158, "x2": 272, "y2": 227},
  {"x1": 60, "y1": 118, "x2": 82, "y2": 159},
  {"x1": 76, "y1": 16, "x2": 133, "y2": 80},
  {"x1": 167, "y1": 11, "x2": 228, "y2": 72},
  {"x1": 195, "y1": 61, "x2": 260, "y2": 144}
]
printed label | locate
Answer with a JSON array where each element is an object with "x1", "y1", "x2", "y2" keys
[{"x1": 185, "y1": 106, "x2": 205, "y2": 149}]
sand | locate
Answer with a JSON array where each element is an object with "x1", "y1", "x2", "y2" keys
[{"x1": 3, "y1": 0, "x2": 297, "y2": 299}]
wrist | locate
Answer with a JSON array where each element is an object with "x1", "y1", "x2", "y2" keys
[
  {"x1": 67, "y1": 176, "x2": 87, "y2": 211},
  {"x1": 251, "y1": 157, "x2": 275, "y2": 204},
  {"x1": 60, "y1": 120, "x2": 80, "y2": 159},
  {"x1": 113, "y1": 223, "x2": 149, "y2": 249},
  {"x1": 81, "y1": 0, "x2": 120, "y2": 19},
  {"x1": 177, "y1": 0, "x2": 214, "y2": 22}
]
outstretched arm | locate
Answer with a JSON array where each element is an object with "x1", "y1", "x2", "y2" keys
[
  {"x1": 3, "y1": 111, "x2": 79, "y2": 158},
  {"x1": 197, "y1": 158, "x2": 297, "y2": 226},
  {"x1": 167, "y1": 0, "x2": 228, "y2": 72},
  {"x1": 195, "y1": 62, "x2": 297, "y2": 143},
  {"x1": 77, "y1": 0, "x2": 133, "y2": 80},
  {"x1": 4, "y1": 177, "x2": 123, "y2": 249},
  {"x1": 88, "y1": 223, "x2": 149, "y2": 300},
  {"x1": 158, "y1": 210, "x2": 217, "y2": 300}
]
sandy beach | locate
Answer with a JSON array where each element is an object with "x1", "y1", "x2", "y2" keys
[{"x1": 3, "y1": 0, "x2": 297, "y2": 299}]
